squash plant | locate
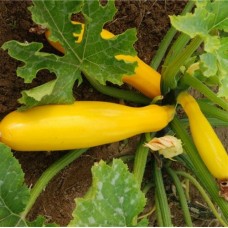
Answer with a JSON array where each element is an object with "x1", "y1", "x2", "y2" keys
[{"x1": 0, "y1": 0, "x2": 228, "y2": 226}]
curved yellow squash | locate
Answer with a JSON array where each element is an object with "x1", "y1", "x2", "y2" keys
[
  {"x1": 0, "y1": 102, "x2": 174, "y2": 151},
  {"x1": 178, "y1": 92, "x2": 228, "y2": 180}
]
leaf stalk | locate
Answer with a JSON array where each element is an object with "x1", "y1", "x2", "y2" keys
[
  {"x1": 165, "y1": 167, "x2": 193, "y2": 227},
  {"x1": 150, "y1": 0, "x2": 195, "y2": 70},
  {"x1": 85, "y1": 73, "x2": 151, "y2": 105},
  {"x1": 180, "y1": 74, "x2": 228, "y2": 111},
  {"x1": 21, "y1": 148, "x2": 88, "y2": 219},
  {"x1": 197, "y1": 100, "x2": 228, "y2": 122},
  {"x1": 154, "y1": 161, "x2": 173, "y2": 227},
  {"x1": 162, "y1": 36, "x2": 203, "y2": 94},
  {"x1": 176, "y1": 171, "x2": 228, "y2": 227}
]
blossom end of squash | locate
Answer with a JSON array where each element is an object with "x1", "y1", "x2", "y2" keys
[{"x1": 218, "y1": 179, "x2": 228, "y2": 202}]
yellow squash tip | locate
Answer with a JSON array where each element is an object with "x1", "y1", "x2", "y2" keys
[{"x1": 178, "y1": 91, "x2": 228, "y2": 180}]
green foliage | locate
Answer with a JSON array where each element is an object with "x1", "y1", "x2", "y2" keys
[
  {"x1": 0, "y1": 143, "x2": 29, "y2": 226},
  {"x1": 0, "y1": 143, "x2": 55, "y2": 227},
  {"x1": 1, "y1": 0, "x2": 227, "y2": 226},
  {"x1": 170, "y1": 0, "x2": 228, "y2": 98},
  {"x1": 0, "y1": 144, "x2": 147, "y2": 226},
  {"x1": 69, "y1": 159, "x2": 147, "y2": 227},
  {"x1": 2, "y1": 0, "x2": 137, "y2": 109}
]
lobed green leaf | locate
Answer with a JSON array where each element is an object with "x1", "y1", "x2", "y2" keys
[
  {"x1": 69, "y1": 159, "x2": 147, "y2": 227},
  {"x1": 2, "y1": 0, "x2": 137, "y2": 109},
  {"x1": 0, "y1": 143, "x2": 57, "y2": 226},
  {"x1": 0, "y1": 143, "x2": 29, "y2": 226}
]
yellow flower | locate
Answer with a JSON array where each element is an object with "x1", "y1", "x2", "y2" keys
[{"x1": 145, "y1": 135, "x2": 183, "y2": 159}]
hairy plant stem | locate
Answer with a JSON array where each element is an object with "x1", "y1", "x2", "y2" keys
[
  {"x1": 154, "y1": 161, "x2": 173, "y2": 227},
  {"x1": 150, "y1": 0, "x2": 195, "y2": 70},
  {"x1": 181, "y1": 74, "x2": 228, "y2": 111},
  {"x1": 132, "y1": 135, "x2": 150, "y2": 226},
  {"x1": 197, "y1": 100, "x2": 228, "y2": 122},
  {"x1": 114, "y1": 154, "x2": 135, "y2": 164},
  {"x1": 133, "y1": 136, "x2": 149, "y2": 187},
  {"x1": 176, "y1": 171, "x2": 228, "y2": 227},
  {"x1": 20, "y1": 148, "x2": 88, "y2": 219},
  {"x1": 133, "y1": 132, "x2": 155, "y2": 185},
  {"x1": 84, "y1": 73, "x2": 150, "y2": 105},
  {"x1": 162, "y1": 33, "x2": 190, "y2": 73},
  {"x1": 142, "y1": 182, "x2": 154, "y2": 195},
  {"x1": 206, "y1": 118, "x2": 228, "y2": 127},
  {"x1": 170, "y1": 116, "x2": 228, "y2": 219},
  {"x1": 162, "y1": 36, "x2": 203, "y2": 94},
  {"x1": 155, "y1": 195, "x2": 163, "y2": 227},
  {"x1": 180, "y1": 117, "x2": 228, "y2": 127},
  {"x1": 183, "y1": 178, "x2": 190, "y2": 202},
  {"x1": 150, "y1": 25, "x2": 177, "y2": 70},
  {"x1": 165, "y1": 167, "x2": 193, "y2": 227},
  {"x1": 176, "y1": 153, "x2": 195, "y2": 172}
]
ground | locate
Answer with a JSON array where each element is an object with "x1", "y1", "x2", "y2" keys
[{"x1": 0, "y1": 0, "x2": 227, "y2": 226}]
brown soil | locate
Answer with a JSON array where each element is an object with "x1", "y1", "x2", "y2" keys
[{"x1": 0, "y1": 0, "x2": 226, "y2": 227}]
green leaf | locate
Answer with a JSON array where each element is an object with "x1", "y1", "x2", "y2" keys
[
  {"x1": 199, "y1": 53, "x2": 217, "y2": 77},
  {"x1": 69, "y1": 159, "x2": 147, "y2": 227},
  {"x1": 0, "y1": 143, "x2": 29, "y2": 226},
  {"x1": 0, "y1": 143, "x2": 56, "y2": 226},
  {"x1": 1, "y1": 0, "x2": 137, "y2": 109},
  {"x1": 216, "y1": 37, "x2": 228, "y2": 98},
  {"x1": 198, "y1": 37, "x2": 228, "y2": 98},
  {"x1": 170, "y1": 0, "x2": 228, "y2": 99},
  {"x1": 170, "y1": 0, "x2": 228, "y2": 41}
]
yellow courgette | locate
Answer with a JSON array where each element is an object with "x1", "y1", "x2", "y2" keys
[
  {"x1": 178, "y1": 91, "x2": 228, "y2": 180},
  {"x1": 0, "y1": 102, "x2": 174, "y2": 151}
]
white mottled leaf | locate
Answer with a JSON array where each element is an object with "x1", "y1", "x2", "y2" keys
[{"x1": 69, "y1": 159, "x2": 147, "y2": 227}]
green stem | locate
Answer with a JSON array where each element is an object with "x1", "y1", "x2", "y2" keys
[
  {"x1": 176, "y1": 171, "x2": 228, "y2": 227},
  {"x1": 181, "y1": 74, "x2": 228, "y2": 111},
  {"x1": 197, "y1": 100, "x2": 228, "y2": 122},
  {"x1": 206, "y1": 118, "x2": 228, "y2": 127},
  {"x1": 162, "y1": 36, "x2": 203, "y2": 94},
  {"x1": 133, "y1": 136, "x2": 149, "y2": 187},
  {"x1": 84, "y1": 73, "x2": 151, "y2": 105},
  {"x1": 150, "y1": 0, "x2": 195, "y2": 70},
  {"x1": 155, "y1": 194, "x2": 164, "y2": 227},
  {"x1": 154, "y1": 161, "x2": 173, "y2": 227},
  {"x1": 20, "y1": 148, "x2": 88, "y2": 219},
  {"x1": 150, "y1": 26, "x2": 177, "y2": 70},
  {"x1": 162, "y1": 33, "x2": 190, "y2": 74},
  {"x1": 133, "y1": 132, "x2": 155, "y2": 186},
  {"x1": 165, "y1": 167, "x2": 193, "y2": 227},
  {"x1": 183, "y1": 178, "x2": 190, "y2": 202},
  {"x1": 142, "y1": 182, "x2": 154, "y2": 195},
  {"x1": 176, "y1": 153, "x2": 195, "y2": 172},
  {"x1": 170, "y1": 116, "x2": 228, "y2": 219},
  {"x1": 180, "y1": 117, "x2": 228, "y2": 127},
  {"x1": 115, "y1": 154, "x2": 135, "y2": 164},
  {"x1": 132, "y1": 136, "x2": 149, "y2": 226}
]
